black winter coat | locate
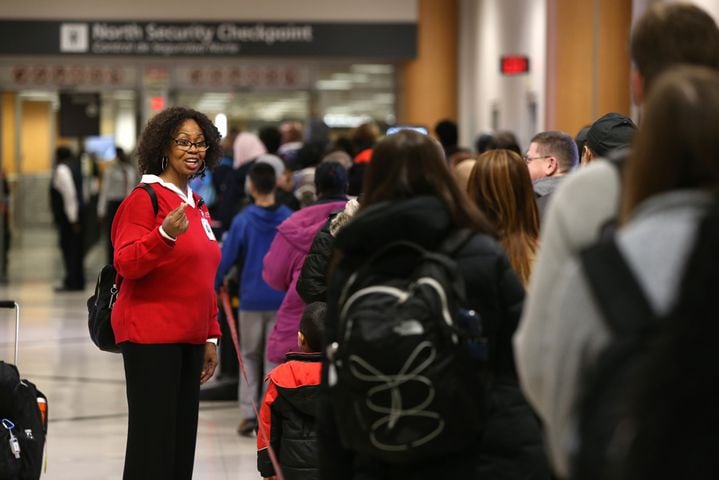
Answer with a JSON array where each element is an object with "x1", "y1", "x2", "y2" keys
[
  {"x1": 318, "y1": 196, "x2": 550, "y2": 480},
  {"x1": 258, "y1": 352, "x2": 322, "y2": 480},
  {"x1": 296, "y1": 214, "x2": 336, "y2": 303}
]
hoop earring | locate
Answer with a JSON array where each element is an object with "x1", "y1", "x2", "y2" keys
[
  {"x1": 196, "y1": 160, "x2": 207, "y2": 177},
  {"x1": 161, "y1": 156, "x2": 168, "y2": 171}
]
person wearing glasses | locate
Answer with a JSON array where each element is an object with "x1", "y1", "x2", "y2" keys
[
  {"x1": 110, "y1": 106, "x2": 222, "y2": 480},
  {"x1": 523, "y1": 131, "x2": 578, "y2": 222}
]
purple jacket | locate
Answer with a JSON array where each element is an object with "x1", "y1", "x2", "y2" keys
[{"x1": 263, "y1": 198, "x2": 347, "y2": 363}]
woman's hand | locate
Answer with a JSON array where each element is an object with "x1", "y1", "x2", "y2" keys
[
  {"x1": 162, "y1": 203, "x2": 189, "y2": 238},
  {"x1": 200, "y1": 342, "x2": 218, "y2": 384}
]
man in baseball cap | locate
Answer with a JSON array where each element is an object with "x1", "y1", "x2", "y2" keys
[{"x1": 581, "y1": 112, "x2": 637, "y2": 165}]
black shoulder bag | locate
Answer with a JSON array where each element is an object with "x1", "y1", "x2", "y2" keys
[{"x1": 87, "y1": 184, "x2": 158, "y2": 353}]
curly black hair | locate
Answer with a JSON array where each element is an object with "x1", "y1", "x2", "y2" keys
[{"x1": 136, "y1": 106, "x2": 222, "y2": 177}]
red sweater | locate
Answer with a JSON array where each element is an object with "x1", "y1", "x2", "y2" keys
[{"x1": 110, "y1": 182, "x2": 221, "y2": 344}]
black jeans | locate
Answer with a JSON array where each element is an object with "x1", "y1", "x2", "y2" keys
[
  {"x1": 58, "y1": 220, "x2": 84, "y2": 288},
  {"x1": 121, "y1": 342, "x2": 204, "y2": 480}
]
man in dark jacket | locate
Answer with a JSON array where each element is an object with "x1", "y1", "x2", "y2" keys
[
  {"x1": 50, "y1": 146, "x2": 86, "y2": 291},
  {"x1": 257, "y1": 302, "x2": 325, "y2": 480}
]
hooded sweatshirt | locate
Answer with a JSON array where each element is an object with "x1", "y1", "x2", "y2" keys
[
  {"x1": 263, "y1": 198, "x2": 347, "y2": 363},
  {"x1": 215, "y1": 203, "x2": 293, "y2": 310}
]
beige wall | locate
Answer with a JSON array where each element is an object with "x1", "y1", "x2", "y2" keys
[
  {"x1": 1, "y1": 93, "x2": 15, "y2": 173},
  {"x1": 547, "y1": 0, "x2": 632, "y2": 135},
  {"x1": 598, "y1": 0, "x2": 632, "y2": 118},
  {"x1": 20, "y1": 101, "x2": 52, "y2": 173},
  {"x1": 1, "y1": 97, "x2": 54, "y2": 174},
  {"x1": 458, "y1": 0, "x2": 547, "y2": 151},
  {"x1": 399, "y1": 0, "x2": 458, "y2": 132}
]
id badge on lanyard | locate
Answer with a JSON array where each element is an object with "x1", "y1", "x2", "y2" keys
[{"x1": 200, "y1": 210, "x2": 216, "y2": 241}]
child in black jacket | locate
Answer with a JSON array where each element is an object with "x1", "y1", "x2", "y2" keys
[{"x1": 257, "y1": 302, "x2": 324, "y2": 480}]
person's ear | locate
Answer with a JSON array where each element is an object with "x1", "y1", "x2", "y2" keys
[
  {"x1": 581, "y1": 146, "x2": 592, "y2": 166},
  {"x1": 546, "y1": 156, "x2": 559, "y2": 176},
  {"x1": 297, "y1": 331, "x2": 306, "y2": 349}
]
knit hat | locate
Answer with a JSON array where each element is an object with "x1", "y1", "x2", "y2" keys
[
  {"x1": 233, "y1": 132, "x2": 267, "y2": 169},
  {"x1": 314, "y1": 160, "x2": 348, "y2": 197},
  {"x1": 586, "y1": 113, "x2": 637, "y2": 157}
]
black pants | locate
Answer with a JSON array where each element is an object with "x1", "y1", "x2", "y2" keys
[
  {"x1": 58, "y1": 220, "x2": 84, "y2": 289},
  {"x1": 121, "y1": 342, "x2": 204, "y2": 480}
]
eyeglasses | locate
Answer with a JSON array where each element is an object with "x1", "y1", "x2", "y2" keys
[
  {"x1": 173, "y1": 138, "x2": 210, "y2": 152},
  {"x1": 522, "y1": 154, "x2": 551, "y2": 163}
]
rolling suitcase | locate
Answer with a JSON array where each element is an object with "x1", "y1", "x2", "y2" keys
[{"x1": 0, "y1": 300, "x2": 48, "y2": 480}]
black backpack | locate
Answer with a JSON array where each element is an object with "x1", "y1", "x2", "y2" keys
[
  {"x1": 327, "y1": 230, "x2": 489, "y2": 464},
  {"x1": 572, "y1": 237, "x2": 656, "y2": 480},
  {"x1": 0, "y1": 362, "x2": 47, "y2": 480},
  {"x1": 87, "y1": 184, "x2": 158, "y2": 353},
  {"x1": 574, "y1": 198, "x2": 719, "y2": 480}
]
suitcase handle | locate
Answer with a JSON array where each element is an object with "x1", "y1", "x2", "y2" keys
[{"x1": 0, "y1": 300, "x2": 19, "y2": 364}]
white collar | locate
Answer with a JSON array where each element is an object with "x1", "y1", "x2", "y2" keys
[{"x1": 140, "y1": 174, "x2": 196, "y2": 208}]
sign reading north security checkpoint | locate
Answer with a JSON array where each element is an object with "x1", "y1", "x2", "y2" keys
[{"x1": 0, "y1": 20, "x2": 416, "y2": 59}]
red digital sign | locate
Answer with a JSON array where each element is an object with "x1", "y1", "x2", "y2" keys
[
  {"x1": 150, "y1": 95, "x2": 166, "y2": 112},
  {"x1": 500, "y1": 55, "x2": 530, "y2": 75}
]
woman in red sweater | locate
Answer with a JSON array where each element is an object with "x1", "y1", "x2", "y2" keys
[{"x1": 111, "y1": 107, "x2": 222, "y2": 480}]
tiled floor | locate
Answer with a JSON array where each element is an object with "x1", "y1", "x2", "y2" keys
[{"x1": 0, "y1": 227, "x2": 258, "y2": 479}]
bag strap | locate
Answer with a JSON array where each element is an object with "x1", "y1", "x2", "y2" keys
[
  {"x1": 596, "y1": 149, "x2": 630, "y2": 241},
  {"x1": 115, "y1": 184, "x2": 159, "y2": 287},
  {"x1": 580, "y1": 237, "x2": 655, "y2": 335},
  {"x1": 136, "y1": 183, "x2": 159, "y2": 216}
]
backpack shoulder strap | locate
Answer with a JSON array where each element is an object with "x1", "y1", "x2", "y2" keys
[
  {"x1": 110, "y1": 184, "x2": 158, "y2": 288},
  {"x1": 596, "y1": 149, "x2": 631, "y2": 240},
  {"x1": 580, "y1": 237, "x2": 655, "y2": 334},
  {"x1": 136, "y1": 183, "x2": 158, "y2": 217}
]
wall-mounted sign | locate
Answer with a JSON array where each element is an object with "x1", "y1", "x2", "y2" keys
[
  {"x1": 0, "y1": 64, "x2": 137, "y2": 88},
  {"x1": 174, "y1": 65, "x2": 311, "y2": 90},
  {"x1": 500, "y1": 55, "x2": 530, "y2": 75},
  {"x1": 59, "y1": 92, "x2": 101, "y2": 137},
  {"x1": 0, "y1": 20, "x2": 417, "y2": 59}
]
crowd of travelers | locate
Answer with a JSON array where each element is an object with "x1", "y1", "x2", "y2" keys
[{"x1": 43, "y1": 2, "x2": 719, "y2": 479}]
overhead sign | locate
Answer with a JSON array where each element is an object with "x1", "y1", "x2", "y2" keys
[
  {"x1": 0, "y1": 62, "x2": 137, "y2": 88},
  {"x1": 500, "y1": 55, "x2": 530, "y2": 75},
  {"x1": 174, "y1": 64, "x2": 311, "y2": 90},
  {"x1": 0, "y1": 20, "x2": 417, "y2": 59},
  {"x1": 0, "y1": 64, "x2": 136, "y2": 88}
]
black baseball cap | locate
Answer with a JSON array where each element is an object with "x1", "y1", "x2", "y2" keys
[{"x1": 586, "y1": 112, "x2": 638, "y2": 157}]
